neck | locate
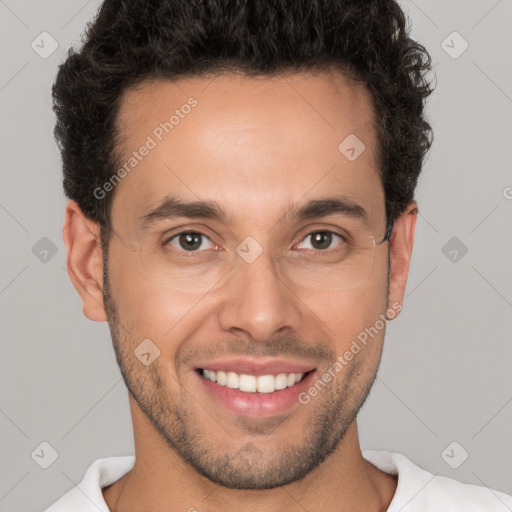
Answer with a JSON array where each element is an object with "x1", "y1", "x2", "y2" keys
[{"x1": 103, "y1": 398, "x2": 396, "y2": 512}]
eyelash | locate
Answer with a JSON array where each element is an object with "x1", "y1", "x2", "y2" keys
[{"x1": 163, "y1": 229, "x2": 347, "y2": 255}]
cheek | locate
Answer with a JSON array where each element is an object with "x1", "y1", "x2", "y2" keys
[
  {"x1": 114, "y1": 279, "x2": 207, "y2": 343},
  {"x1": 301, "y1": 258, "x2": 388, "y2": 373},
  {"x1": 107, "y1": 246, "x2": 202, "y2": 343},
  {"x1": 306, "y1": 274, "x2": 387, "y2": 339},
  {"x1": 108, "y1": 250, "x2": 178, "y2": 339}
]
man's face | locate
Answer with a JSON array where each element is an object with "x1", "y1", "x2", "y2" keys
[{"x1": 103, "y1": 70, "x2": 391, "y2": 489}]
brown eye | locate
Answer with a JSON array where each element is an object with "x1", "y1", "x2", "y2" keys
[
  {"x1": 297, "y1": 231, "x2": 345, "y2": 251},
  {"x1": 166, "y1": 232, "x2": 214, "y2": 252}
]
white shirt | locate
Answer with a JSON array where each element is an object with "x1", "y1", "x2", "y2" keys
[{"x1": 43, "y1": 450, "x2": 512, "y2": 511}]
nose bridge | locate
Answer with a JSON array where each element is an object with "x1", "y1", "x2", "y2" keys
[{"x1": 216, "y1": 245, "x2": 302, "y2": 341}]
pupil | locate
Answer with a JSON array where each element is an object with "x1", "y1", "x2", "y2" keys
[
  {"x1": 180, "y1": 233, "x2": 201, "y2": 251},
  {"x1": 312, "y1": 232, "x2": 331, "y2": 250}
]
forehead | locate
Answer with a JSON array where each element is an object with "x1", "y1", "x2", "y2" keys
[{"x1": 110, "y1": 70, "x2": 384, "y2": 232}]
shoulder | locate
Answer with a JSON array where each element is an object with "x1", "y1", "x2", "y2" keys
[
  {"x1": 43, "y1": 455, "x2": 135, "y2": 512},
  {"x1": 363, "y1": 449, "x2": 512, "y2": 512}
]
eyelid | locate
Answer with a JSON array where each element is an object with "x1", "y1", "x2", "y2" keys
[
  {"x1": 293, "y1": 230, "x2": 346, "y2": 251},
  {"x1": 162, "y1": 224, "x2": 220, "y2": 244},
  {"x1": 293, "y1": 223, "x2": 350, "y2": 244},
  {"x1": 164, "y1": 230, "x2": 220, "y2": 253}
]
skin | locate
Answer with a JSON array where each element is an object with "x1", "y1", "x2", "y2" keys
[{"x1": 63, "y1": 69, "x2": 417, "y2": 511}]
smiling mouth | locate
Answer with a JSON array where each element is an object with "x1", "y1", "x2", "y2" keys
[{"x1": 196, "y1": 368, "x2": 315, "y2": 394}]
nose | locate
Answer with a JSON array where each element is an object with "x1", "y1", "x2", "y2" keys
[{"x1": 216, "y1": 249, "x2": 302, "y2": 343}]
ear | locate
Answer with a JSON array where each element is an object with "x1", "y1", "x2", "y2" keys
[
  {"x1": 387, "y1": 201, "x2": 418, "y2": 320},
  {"x1": 62, "y1": 200, "x2": 107, "y2": 322}
]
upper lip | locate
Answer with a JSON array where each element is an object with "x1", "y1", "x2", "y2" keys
[{"x1": 195, "y1": 358, "x2": 316, "y2": 376}]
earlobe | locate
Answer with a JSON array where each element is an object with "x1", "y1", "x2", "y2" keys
[
  {"x1": 387, "y1": 202, "x2": 418, "y2": 319},
  {"x1": 63, "y1": 200, "x2": 107, "y2": 322}
]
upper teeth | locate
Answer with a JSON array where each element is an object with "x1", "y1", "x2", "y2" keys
[{"x1": 202, "y1": 369, "x2": 304, "y2": 393}]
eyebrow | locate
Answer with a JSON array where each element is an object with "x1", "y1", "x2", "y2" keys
[{"x1": 139, "y1": 194, "x2": 370, "y2": 230}]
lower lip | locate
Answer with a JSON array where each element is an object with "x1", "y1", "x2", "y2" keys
[{"x1": 195, "y1": 369, "x2": 317, "y2": 418}]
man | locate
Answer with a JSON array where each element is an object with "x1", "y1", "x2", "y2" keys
[{"x1": 45, "y1": 0, "x2": 512, "y2": 510}]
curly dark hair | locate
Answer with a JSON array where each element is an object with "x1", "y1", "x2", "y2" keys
[{"x1": 52, "y1": 0, "x2": 434, "y2": 244}]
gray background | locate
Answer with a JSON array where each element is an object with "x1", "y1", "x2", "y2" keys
[{"x1": 1, "y1": 0, "x2": 511, "y2": 510}]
